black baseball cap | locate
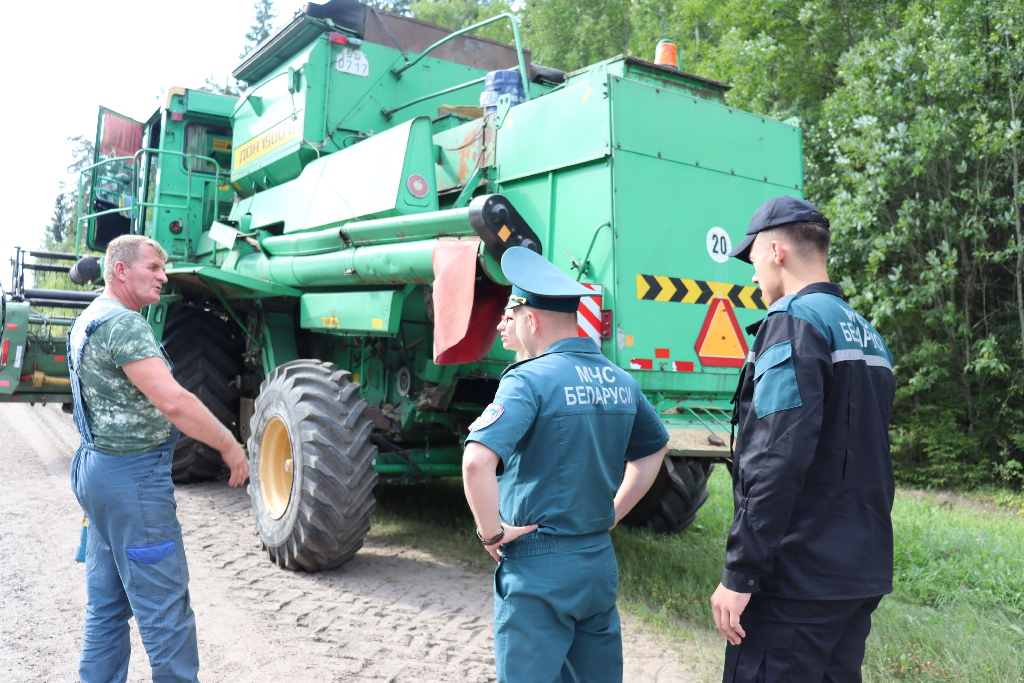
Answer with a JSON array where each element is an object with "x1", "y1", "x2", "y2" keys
[{"x1": 728, "y1": 196, "x2": 830, "y2": 263}]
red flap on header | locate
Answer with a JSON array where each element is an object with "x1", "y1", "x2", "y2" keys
[{"x1": 432, "y1": 239, "x2": 507, "y2": 365}]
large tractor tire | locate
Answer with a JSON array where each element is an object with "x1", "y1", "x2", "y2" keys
[
  {"x1": 162, "y1": 308, "x2": 241, "y2": 483},
  {"x1": 620, "y1": 456, "x2": 714, "y2": 533},
  {"x1": 248, "y1": 360, "x2": 377, "y2": 571}
]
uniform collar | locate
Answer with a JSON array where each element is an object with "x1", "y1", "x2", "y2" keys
[
  {"x1": 794, "y1": 281, "x2": 844, "y2": 299},
  {"x1": 500, "y1": 337, "x2": 601, "y2": 376},
  {"x1": 540, "y1": 337, "x2": 602, "y2": 355},
  {"x1": 749, "y1": 282, "x2": 843, "y2": 335}
]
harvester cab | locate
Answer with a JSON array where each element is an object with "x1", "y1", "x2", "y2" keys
[
  {"x1": 81, "y1": 89, "x2": 237, "y2": 258},
  {"x1": 8, "y1": 0, "x2": 808, "y2": 572}
]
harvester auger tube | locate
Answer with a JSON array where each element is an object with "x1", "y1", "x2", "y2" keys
[{"x1": 230, "y1": 194, "x2": 542, "y2": 289}]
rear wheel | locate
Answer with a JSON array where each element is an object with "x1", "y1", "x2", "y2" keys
[
  {"x1": 620, "y1": 457, "x2": 713, "y2": 533},
  {"x1": 248, "y1": 360, "x2": 377, "y2": 571},
  {"x1": 162, "y1": 308, "x2": 241, "y2": 483}
]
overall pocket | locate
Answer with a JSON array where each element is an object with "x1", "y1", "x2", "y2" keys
[{"x1": 125, "y1": 539, "x2": 183, "y2": 596}]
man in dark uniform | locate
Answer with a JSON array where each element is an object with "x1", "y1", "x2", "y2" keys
[
  {"x1": 710, "y1": 197, "x2": 896, "y2": 682},
  {"x1": 463, "y1": 246, "x2": 670, "y2": 683}
]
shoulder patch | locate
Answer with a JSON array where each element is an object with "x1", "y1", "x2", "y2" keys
[{"x1": 469, "y1": 403, "x2": 503, "y2": 431}]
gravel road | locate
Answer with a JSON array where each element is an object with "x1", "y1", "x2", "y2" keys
[{"x1": 0, "y1": 403, "x2": 710, "y2": 682}]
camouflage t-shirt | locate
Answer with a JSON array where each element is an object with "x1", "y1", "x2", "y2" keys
[{"x1": 79, "y1": 299, "x2": 172, "y2": 455}]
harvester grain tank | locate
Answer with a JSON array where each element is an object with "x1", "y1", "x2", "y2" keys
[{"x1": 3, "y1": 0, "x2": 805, "y2": 572}]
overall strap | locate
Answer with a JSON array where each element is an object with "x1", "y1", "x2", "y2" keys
[{"x1": 68, "y1": 302, "x2": 131, "y2": 446}]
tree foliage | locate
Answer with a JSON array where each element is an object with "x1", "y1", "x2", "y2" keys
[
  {"x1": 816, "y1": 0, "x2": 1024, "y2": 487},
  {"x1": 48, "y1": 191, "x2": 73, "y2": 245},
  {"x1": 365, "y1": 0, "x2": 414, "y2": 14},
  {"x1": 242, "y1": 0, "x2": 279, "y2": 59},
  {"x1": 518, "y1": 0, "x2": 632, "y2": 70},
  {"x1": 410, "y1": 0, "x2": 516, "y2": 44}
]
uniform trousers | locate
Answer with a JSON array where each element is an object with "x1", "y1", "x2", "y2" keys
[
  {"x1": 70, "y1": 432, "x2": 200, "y2": 683},
  {"x1": 494, "y1": 532, "x2": 621, "y2": 683},
  {"x1": 722, "y1": 594, "x2": 883, "y2": 683}
]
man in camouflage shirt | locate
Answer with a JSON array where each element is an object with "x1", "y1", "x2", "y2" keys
[{"x1": 69, "y1": 235, "x2": 248, "y2": 683}]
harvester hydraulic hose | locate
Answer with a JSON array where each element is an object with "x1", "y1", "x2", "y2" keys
[{"x1": 372, "y1": 434, "x2": 429, "y2": 485}]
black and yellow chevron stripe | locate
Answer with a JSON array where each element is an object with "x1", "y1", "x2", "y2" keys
[{"x1": 636, "y1": 274, "x2": 767, "y2": 310}]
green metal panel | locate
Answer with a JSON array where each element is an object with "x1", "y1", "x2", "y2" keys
[
  {"x1": 231, "y1": 42, "x2": 316, "y2": 189},
  {"x1": 608, "y1": 154, "x2": 799, "y2": 397},
  {"x1": 0, "y1": 302, "x2": 33, "y2": 395},
  {"x1": 261, "y1": 311, "x2": 299, "y2": 372},
  {"x1": 181, "y1": 89, "x2": 237, "y2": 119},
  {"x1": 300, "y1": 290, "x2": 404, "y2": 335},
  {"x1": 494, "y1": 71, "x2": 611, "y2": 184},
  {"x1": 230, "y1": 117, "x2": 438, "y2": 234},
  {"x1": 0, "y1": 302, "x2": 73, "y2": 403},
  {"x1": 500, "y1": 161, "x2": 613, "y2": 282},
  {"x1": 610, "y1": 76, "x2": 803, "y2": 191}
]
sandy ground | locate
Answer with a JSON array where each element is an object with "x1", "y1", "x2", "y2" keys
[{"x1": 0, "y1": 403, "x2": 713, "y2": 682}]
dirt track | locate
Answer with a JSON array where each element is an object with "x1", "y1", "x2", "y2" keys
[{"x1": 0, "y1": 403, "x2": 709, "y2": 682}]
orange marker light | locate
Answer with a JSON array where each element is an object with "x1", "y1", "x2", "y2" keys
[{"x1": 654, "y1": 40, "x2": 679, "y2": 70}]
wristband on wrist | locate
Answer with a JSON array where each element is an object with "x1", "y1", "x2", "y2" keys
[{"x1": 476, "y1": 526, "x2": 505, "y2": 546}]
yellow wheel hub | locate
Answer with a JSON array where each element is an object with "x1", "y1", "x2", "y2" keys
[{"x1": 259, "y1": 416, "x2": 294, "y2": 520}]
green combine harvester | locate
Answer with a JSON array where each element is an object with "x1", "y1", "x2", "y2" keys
[{"x1": 1, "y1": 0, "x2": 805, "y2": 571}]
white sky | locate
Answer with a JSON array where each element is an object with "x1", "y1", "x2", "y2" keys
[{"x1": 0, "y1": 0, "x2": 310, "y2": 287}]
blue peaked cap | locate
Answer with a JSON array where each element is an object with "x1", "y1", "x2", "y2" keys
[{"x1": 500, "y1": 247, "x2": 592, "y2": 313}]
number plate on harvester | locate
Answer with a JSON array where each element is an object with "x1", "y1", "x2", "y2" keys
[{"x1": 335, "y1": 49, "x2": 369, "y2": 77}]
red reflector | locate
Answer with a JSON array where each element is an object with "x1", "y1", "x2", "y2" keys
[
  {"x1": 54, "y1": 355, "x2": 66, "y2": 362},
  {"x1": 6, "y1": 323, "x2": 17, "y2": 330},
  {"x1": 329, "y1": 31, "x2": 348, "y2": 45},
  {"x1": 0, "y1": 380, "x2": 9, "y2": 387},
  {"x1": 1, "y1": 339, "x2": 7, "y2": 366},
  {"x1": 630, "y1": 358, "x2": 653, "y2": 370},
  {"x1": 655, "y1": 348, "x2": 671, "y2": 359},
  {"x1": 673, "y1": 361, "x2": 695, "y2": 372}
]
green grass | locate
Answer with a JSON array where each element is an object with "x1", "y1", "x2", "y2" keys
[{"x1": 369, "y1": 467, "x2": 1024, "y2": 682}]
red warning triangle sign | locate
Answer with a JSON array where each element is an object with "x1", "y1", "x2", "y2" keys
[{"x1": 694, "y1": 298, "x2": 749, "y2": 368}]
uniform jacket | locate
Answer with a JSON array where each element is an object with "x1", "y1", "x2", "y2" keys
[
  {"x1": 724, "y1": 282, "x2": 896, "y2": 600},
  {"x1": 466, "y1": 337, "x2": 669, "y2": 537}
]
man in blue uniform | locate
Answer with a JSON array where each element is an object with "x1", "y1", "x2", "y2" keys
[
  {"x1": 463, "y1": 247, "x2": 670, "y2": 683},
  {"x1": 710, "y1": 197, "x2": 896, "y2": 682}
]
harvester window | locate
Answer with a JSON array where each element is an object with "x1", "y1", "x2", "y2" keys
[{"x1": 184, "y1": 123, "x2": 232, "y2": 175}]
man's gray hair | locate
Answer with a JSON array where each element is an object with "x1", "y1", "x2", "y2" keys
[{"x1": 104, "y1": 235, "x2": 168, "y2": 280}]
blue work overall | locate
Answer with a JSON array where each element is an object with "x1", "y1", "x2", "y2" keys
[{"x1": 68, "y1": 299, "x2": 200, "y2": 683}]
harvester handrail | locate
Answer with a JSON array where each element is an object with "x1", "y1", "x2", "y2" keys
[
  {"x1": 389, "y1": 12, "x2": 530, "y2": 105},
  {"x1": 75, "y1": 149, "x2": 226, "y2": 257},
  {"x1": 382, "y1": 76, "x2": 486, "y2": 118}
]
